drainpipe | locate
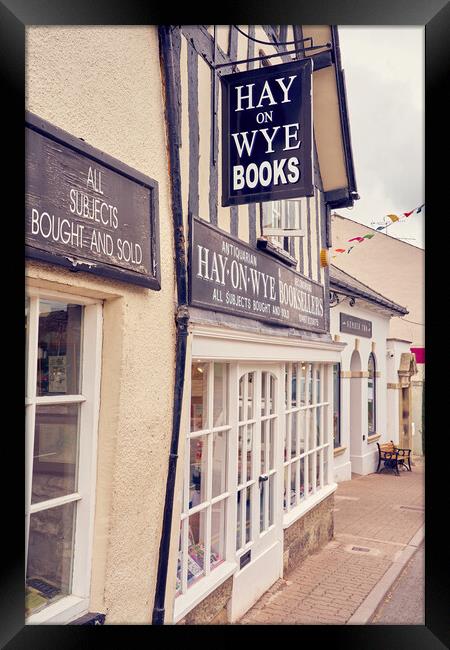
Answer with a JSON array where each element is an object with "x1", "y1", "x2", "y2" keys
[{"x1": 152, "y1": 25, "x2": 189, "y2": 625}]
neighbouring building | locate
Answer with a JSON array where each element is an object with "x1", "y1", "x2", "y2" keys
[
  {"x1": 25, "y1": 25, "x2": 360, "y2": 626},
  {"x1": 330, "y1": 213, "x2": 425, "y2": 455},
  {"x1": 329, "y1": 265, "x2": 415, "y2": 482}
]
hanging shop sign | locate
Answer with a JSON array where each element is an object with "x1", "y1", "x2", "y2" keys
[
  {"x1": 25, "y1": 112, "x2": 161, "y2": 289},
  {"x1": 340, "y1": 313, "x2": 372, "y2": 338},
  {"x1": 221, "y1": 58, "x2": 313, "y2": 207},
  {"x1": 190, "y1": 218, "x2": 326, "y2": 333}
]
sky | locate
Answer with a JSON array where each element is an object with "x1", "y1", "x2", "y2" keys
[{"x1": 336, "y1": 27, "x2": 424, "y2": 249}]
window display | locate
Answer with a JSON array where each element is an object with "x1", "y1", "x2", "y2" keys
[
  {"x1": 177, "y1": 362, "x2": 229, "y2": 598},
  {"x1": 284, "y1": 362, "x2": 330, "y2": 512}
]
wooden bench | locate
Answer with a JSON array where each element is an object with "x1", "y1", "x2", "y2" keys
[{"x1": 376, "y1": 441, "x2": 412, "y2": 476}]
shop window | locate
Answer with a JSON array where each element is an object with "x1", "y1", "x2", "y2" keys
[
  {"x1": 25, "y1": 292, "x2": 102, "y2": 623},
  {"x1": 368, "y1": 353, "x2": 376, "y2": 435},
  {"x1": 176, "y1": 362, "x2": 229, "y2": 597},
  {"x1": 333, "y1": 363, "x2": 341, "y2": 448},
  {"x1": 283, "y1": 362, "x2": 330, "y2": 512}
]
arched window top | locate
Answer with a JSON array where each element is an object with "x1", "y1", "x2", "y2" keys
[{"x1": 368, "y1": 352, "x2": 376, "y2": 376}]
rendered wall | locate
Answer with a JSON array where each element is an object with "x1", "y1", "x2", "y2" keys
[{"x1": 26, "y1": 26, "x2": 176, "y2": 623}]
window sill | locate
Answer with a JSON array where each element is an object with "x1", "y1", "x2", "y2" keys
[
  {"x1": 173, "y1": 561, "x2": 237, "y2": 624},
  {"x1": 283, "y1": 483, "x2": 337, "y2": 530},
  {"x1": 26, "y1": 595, "x2": 89, "y2": 625},
  {"x1": 333, "y1": 445, "x2": 347, "y2": 457},
  {"x1": 367, "y1": 433, "x2": 381, "y2": 444}
]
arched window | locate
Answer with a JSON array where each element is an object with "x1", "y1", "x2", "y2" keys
[{"x1": 368, "y1": 353, "x2": 376, "y2": 435}]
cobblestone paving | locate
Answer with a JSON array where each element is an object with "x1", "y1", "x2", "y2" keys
[{"x1": 239, "y1": 459, "x2": 424, "y2": 625}]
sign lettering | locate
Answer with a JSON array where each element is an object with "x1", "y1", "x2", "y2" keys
[{"x1": 221, "y1": 59, "x2": 313, "y2": 206}]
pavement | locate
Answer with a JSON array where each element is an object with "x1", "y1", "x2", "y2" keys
[{"x1": 239, "y1": 457, "x2": 424, "y2": 625}]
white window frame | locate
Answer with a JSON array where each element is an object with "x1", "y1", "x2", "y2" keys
[
  {"x1": 25, "y1": 287, "x2": 102, "y2": 624},
  {"x1": 174, "y1": 362, "x2": 235, "y2": 621},
  {"x1": 283, "y1": 362, "x2": 333, "y2": 528},
  {"x1": 261, "y1": 199, "x2": 304, "y2": 238}
]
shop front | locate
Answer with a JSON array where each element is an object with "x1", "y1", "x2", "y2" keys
[
  {"x1": 172, "y1": 327, "x2": 343, "y2": 623},
  {"x1": 329, "y1": 265, "x2": 410, "y2": 481}
]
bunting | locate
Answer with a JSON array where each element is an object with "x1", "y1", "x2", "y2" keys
[{"x1": 331, "y1": 203, "x2": 424, "y2": 257}]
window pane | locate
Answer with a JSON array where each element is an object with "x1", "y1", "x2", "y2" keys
[
  {"x1": 175, "y1": 522, "x2": 183, "y2": 597},
  {"x1": 213, "y1": 364, "x2": 227, "y2": 427},
  {"x1": 25, "y1": 298, "x2": 30, "y2": 396},
  {"x1": 269, "y1": 375, "x2": 275, "y2": 414},
  {"x1": 31, "y1": 404, "x2": 80, "y2": 505},
  {"x1": 37, "y1": 301, "x2": 82, "y2": 396},
  {"x1": 316, "y1": 406, "x2": 321, "y2": 447},
  {"x1": 290, "y1": 462, "x2": 297, "y2": 507},
  {"x1": 212, "y1": 431, "x2": 227, "y2": 499},
  {"x1": 191, "y1": 363, "x2": 208, "y2": 431},
  {"x1": 245, "y1": 486, "x2": 252, "y2": 544},
  {"x1": 211, "y1": 500, "x2": 226, "y2": 571},
  {"x1": 291, "y1": 364, "x2": 298, "y2": 406},
  {"x1": 300, "y1": 364, "x2": 307, "y2": 406},
  {"x1": 316, "y1": 450, "x2": 322, "y2": 490},
  {"x1": 187, "y1": 510, "x2": 206, "y2": 588},
  {"x1": 300, "y1": 458, "x2": 305, "y2": 501},
  {"x1": 236, "y1": 490, "x2": 242, "y2": 550},
  {"x1": 26, "y1": 501, "x2": 76, "y2": 617},
  {"x1": 269, "y1": 418, "x2": 275, "y2": 470},
  {"x1": 307, "y1": 365, "x2": 313, "y2": 405},
  {"x1": 308, "y1": 409, "x2": 315, "y2": 451},
  {"x1": 315, "y1": 367, "x2": 321, "y2": 403},
  {"x1": 246, "y1": 424, "x2": 253, "y2": 482},
  {"x1": 189, "y1": 435, "x2": 208, "y2": 508},
  {"x1": 308, "y1": 453, "x2": 314, "y2": 495},
  {"x1": 333, "y1": 364, "x2": 341, "y2": 448},
  {"x1": 268, "y1": 474, "x2": 275, "y2": 526},
  {"x1": 247, "y1": 373, "x2": 255, "y2": 420},
  {"x1": 283, "y1": 465, "x2": 289, "y2": 511},
  {"x1": 261, "y1": 420, "x2": 267, "y2": 473},
  {"x1": 291, "y1": 411, "x2": 297, "y2": 458},
  {"x1": 262, "y1": 372, "x2": 267, "y2": 416},
  {"x1": 238, "y1": 425, "x2": 244, "y2": 486},
  {"x1": 299, "y1": 409, "x2": 306, "y2": 455}
]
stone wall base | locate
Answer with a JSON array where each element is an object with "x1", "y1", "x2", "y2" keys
[
  {"x1": 283, "y1": 493, "x2": 334, "y2": 576},
  {"x1": 177, "y1": 576, "x2": 232, "y2": 625}
]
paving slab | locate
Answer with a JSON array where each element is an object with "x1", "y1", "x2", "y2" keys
[{"x1": 239, "y1": 460, "x2": 424, "y2": 625}]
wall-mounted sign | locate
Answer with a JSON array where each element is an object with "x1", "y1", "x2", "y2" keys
[
  {"x1": 25, "y1": 112, "x2": 160, "y2": 289},
  {"x1": 221, "y1": 58, "x2": 313, "y2": 207},
  {"x1": 340, "y1": 313, "x2": 372, "y2": 338},
  {"x1": 190, "y1": 218, "x2": 326, "y2": 333}
]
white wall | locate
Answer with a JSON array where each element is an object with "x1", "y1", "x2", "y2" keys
[{"x1": 330, "y1": 301, "x2": 392, "y2": 480}]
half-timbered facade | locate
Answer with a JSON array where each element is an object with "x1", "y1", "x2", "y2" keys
[{"x1": 158, "y1": 25, "x2": 359, "y2": 624}]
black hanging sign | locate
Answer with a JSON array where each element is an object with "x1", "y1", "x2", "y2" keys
[
  {"x1": 190, "y1": 218, "x2": 326, "y2": 333},
  {"x1": 221, "y1": 58, "x2": 313, "y2": 207},
  {"x1": 25, "y1": 112, "x2": 161, "y2": 289}
]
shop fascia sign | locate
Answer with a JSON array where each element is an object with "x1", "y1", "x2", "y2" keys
[
  {"x1": 25, "y1": 112, "x2": 161, "y2": 289},
  {"x1": 221, "y1": 58, "x2": 313, "y2": 207},
  {"x1": 340, "y1": 313, "x2": 372, "y2": 338},
  {"x1": 190, "y1": 218, "x2": 326, "y2": 333}
]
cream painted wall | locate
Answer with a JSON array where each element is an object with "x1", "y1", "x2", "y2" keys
[
  {"x1": 331, "y1": 214, "x2": 424, "y2": 347},
  {"x1": 26, "y1": 26, "x2": 176, "y2": 623}
]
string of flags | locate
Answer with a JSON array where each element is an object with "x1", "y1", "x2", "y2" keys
[{"x1": 332, "y1": 203, "x2": 424, "y2": 258}]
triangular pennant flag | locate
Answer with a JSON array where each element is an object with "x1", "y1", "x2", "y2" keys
[
  {"x1": 403, "y1": 210, "x2": 414, "y2": 217},
  {"x1": 387, "y1": 214, "x2": 399, "y2": 222},
  {"x1": 335, "y1": 248, "x2": 346, "y2": 253},
  {"x1": 348, "y1": 236, "x2": 365, "y2": 243},
  {"x1": 363, "y1": 234, "x2": 375, "y2": 239},
  {"x1": 376, "y1": 226, "x2": 386, "y2": 231},
  {"x1": 416, "y1": 203, "x2": 425, "y2": 213},
  {"x1": 347, "y1": 246, "x2": 354, "y2": 254}
]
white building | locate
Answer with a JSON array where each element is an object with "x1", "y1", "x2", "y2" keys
[{"x1": 329, "y1": 265, "x2": 417, "y2": 482}]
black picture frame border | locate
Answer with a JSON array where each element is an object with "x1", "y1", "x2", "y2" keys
[{"x1": 2, "y1": 0, "x2": 447, "y2": 647}]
